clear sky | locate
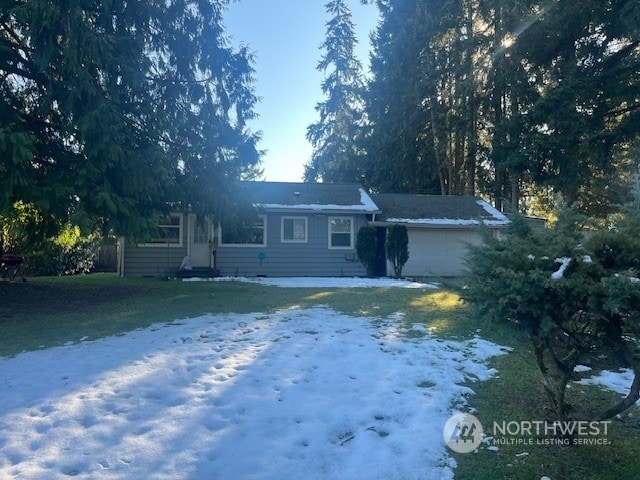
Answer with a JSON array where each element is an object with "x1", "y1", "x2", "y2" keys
[{"x1": 225, "y1": 0, "x2": 379, "y2": 183}]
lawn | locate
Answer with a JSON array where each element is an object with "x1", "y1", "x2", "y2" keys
[
  {"x1": 0, "y1": 274, "x2": 474, "y2": 358},
  {"x1": 1, "y1": 274, "x2": 639, "y2": 479}
]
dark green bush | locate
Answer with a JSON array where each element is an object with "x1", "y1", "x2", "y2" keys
[
  {"x1": 386, "y1": 224, "x2": 408, "y2": 277},
  {"x1": 356, "y1": 226, "x2": 377, "y2": 276}
]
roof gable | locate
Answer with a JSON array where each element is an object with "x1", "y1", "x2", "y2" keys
[
  {"x1": 238, "y1": 182, "x2": 380, "y2": 213},
  {"x1": 371, "y1": 193, "x2": 509, "y2": 227}
]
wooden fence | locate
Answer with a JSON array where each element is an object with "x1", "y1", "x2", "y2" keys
[{"x1": 95, "y1": 241, "x2": 118, "y2": 272}]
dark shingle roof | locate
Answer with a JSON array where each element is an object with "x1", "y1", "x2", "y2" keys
[
  {"x1": 371, "y1": 193, "x2": 509, "y2": 226},
  {"x1": 234, "y1": 183, "x2": 507, "y2": 225},
  {"x1": 238, "y1": 182, "x2": 380, "y2": 213}
]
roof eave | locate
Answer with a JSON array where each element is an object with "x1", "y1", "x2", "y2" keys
[
  {"x1": 257, "y1": 204, "x2": 380, "y2": 215},
  {"x1": 370, "y1": 220, "x2": 510, "y2": 229}
]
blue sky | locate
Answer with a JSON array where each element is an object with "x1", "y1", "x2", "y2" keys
[{"x1": 225, "y1": 0, "x2": 379, "y2": 182}]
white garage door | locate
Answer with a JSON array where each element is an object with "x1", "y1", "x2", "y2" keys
[{"x1": 399, "y1": 228, "x2": 483, "y2": 277}]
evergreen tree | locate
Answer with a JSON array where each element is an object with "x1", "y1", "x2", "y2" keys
[
  {"x1": 385, "y1": 224, "x2": 408, "y2": 277},
  {"x1": 516, "y1": 0, "x2": 640, "y2": 216},
  {"x1": 355, "y1": 225, "x2": 377, "y2": 276},
  {"x1": 305, "y1": 0, "x2": 365, "y2": 183},
  {"x1": 0, "y1": 0, "x2": 261, "y2": 236},
  {"x1": 464, "y1": 206, "x2": 640, "y2": 422},
  {"x1": 363, "y1": 0, "x2": 441, "y2": 193},
  {"x1": 480, "y1": 0, "x2": 541, "y2": 211},
  {"x1": 362, "y1": 0, "x2": 640, "y2": 216},
  {"x1": 364, "y1": 0, "x2": 488, "y2": 195}
]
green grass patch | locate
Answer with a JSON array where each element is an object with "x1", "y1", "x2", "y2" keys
[
  {"x1": 452, "y1": 330, "x2": 640, "y2": 480},
  {"x1": 0, "y1": 275, "x2": 476, "y2": 357},
  {"x1": 1, "y1": 274, "x2": 640, "y2": 478}
]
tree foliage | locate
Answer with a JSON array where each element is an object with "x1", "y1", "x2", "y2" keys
[
  {"x1": 0, "y1": 202, "x2": 44, "y2": 256},
  {"x1": 355, "y1": 225, "x2": 377, "y2": 276},
  {"x1": 1, "y1": 202, "x2": 100, "y2": 275},
  {"x1": 362, "y1": 0, "x2": 640, "y2": 216},
  {"x1": 463, "y1": 207, "x2": 640, "y2": 422},
  {"x1": 385, "y1": 224, "x2": 408, "y2": 277},
  {"x1": 0, "y1": 0, "x2": 261, "y2": 236},
  {"x1": 305, "y1": 0, "x2": 365, "y2": 183}
]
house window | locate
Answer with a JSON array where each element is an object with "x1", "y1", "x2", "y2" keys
[
  {"x1": 140, "y1": 214, "x2": 183, "y2": 247},
  {"x1": 281, "y1": 217, "x2": 307, "y2": 243},
  {"x1": 220, "y1": 215, "x2": 266, "y2": 247},
  {"x1": 193, "y1": 221, "x2": 210, "y2": 244},
  {"x1": 329, "y1": 217, "x2": 353, "y2": 249}
]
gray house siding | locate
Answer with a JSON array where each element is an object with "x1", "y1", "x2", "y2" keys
[
  {"x1": 120, "y1": 214, "x2": 188, "y2": 277},
  {"x1": 118, "y1": 183, "x2": 509, "y2": 278},
  {"x1": 216, "y1": 212, "x2": 368, "y2": 277},
  {"x1": 400, "y1": 227, "x2": 485, "y2": 277}
]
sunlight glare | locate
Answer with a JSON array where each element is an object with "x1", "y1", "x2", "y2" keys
[
  {"x1": 304, "y1": 291, "x2": 334, "y2": 301},
  {"x1": 410, "y1": 291, "x2": 462, "y2": 311},
  {"x1": 501, "y1": 34, "x2": 516, "y2": 49}
]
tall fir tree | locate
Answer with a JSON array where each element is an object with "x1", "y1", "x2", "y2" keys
[
  {"x1": 363, "y1": 0, "x2": 481, "y2": 195},
  {"x1": 481, "y1": 0, "x2": 541, "y2": 211},
  {"x1": 0, "y1": 0, "x2": 261, "y2": 236},
  {"x1": 516, "y1": 0, "x2": 640, "y2": 216},
  {"x1": 363, "y1": 0, "x2": 438, "y2": 193},
  {"x1": 362, "y1": 0, "x2": 640, "y2": 216},
  {"x1": 305, "y1": 0, "x2": 365, "y2": 183}
]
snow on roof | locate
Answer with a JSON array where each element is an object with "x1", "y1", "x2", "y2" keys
[
  {"x1": 359, "y1": 187, "x2": 381, "y2": 212},
  {"x1": 261, "y1": 189, "x2": 380, "y2": 212},
  {"x1": 373, "y1": 195, "x2": 510, "y2": 227},
  {"x1": 476, "y1": 200, "x2": 509, "y2": 224},
  {"x1": 236, "y1": 183, "x2": 509, "y2": 224},
  {"x1": 239, "y1": 182, "x2": 380, "y2": 213},
  {"x1": 384, "y1": 218, "x2": 507, "y2": 226}
]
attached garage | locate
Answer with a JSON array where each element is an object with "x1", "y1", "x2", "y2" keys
[
  {"x1": 402, "y1": 227, "x2": 484, "y2": 277},
  {"x1": 371, "y1": 194, "x2": 509, "y2": 278}
]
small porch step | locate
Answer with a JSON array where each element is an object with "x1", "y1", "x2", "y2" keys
[{"x1": 176, "y1": 267, "x2": 220, "y2": 279}]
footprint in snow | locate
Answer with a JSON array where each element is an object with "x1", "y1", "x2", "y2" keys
[{"x1": 61, "y1": 466, "x2": 82, "y2": 476}]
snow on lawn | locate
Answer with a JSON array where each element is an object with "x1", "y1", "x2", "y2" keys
[
  {"x1": 578, "y1": 368, "x2": 639, "y2": 403},
  {"x1": 0, "y1": 307, "x2": 508, "y2": 480},
  {"x1": 188, "y1": 276, "x2": 438, "y2": 289}
]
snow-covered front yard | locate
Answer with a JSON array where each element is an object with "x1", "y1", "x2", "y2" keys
[{"x1": 0, "y1": 279, "x2": 508, "y2": 479}]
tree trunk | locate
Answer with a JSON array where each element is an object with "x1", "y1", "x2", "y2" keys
[
  {"x1": 533, "y1": 337, "x2": 568, "y2": 422},
  {"x1": 425, "y1": 49, "x2": 448, "y2": 196},
  {"x1": 597, "y1": 345, "x2": 640, "y2": 421},
  {"x1": 464, "y1": 0, "x2": 476, "y2": 196},
  {"x1": 597, "y1": 370, "x2": 640, "y2": 421},
  {"x1": 511, "y1": 174, "x2": 520, "y2": 210}
]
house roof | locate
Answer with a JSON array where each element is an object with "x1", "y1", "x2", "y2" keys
[
  {"x1": 371, "y1": 193, "x2": 509, "y2": 227},
  {"x1": 238, "y1": 182, "x2": 380, "y2": 214}
]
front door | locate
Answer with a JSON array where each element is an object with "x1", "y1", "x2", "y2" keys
[
  {"x1": 373, "y1": 227, "x2": 387, "y2": 277},
  {"x1": 189, "y1": 216, "x2": 212, "y2": 267}
]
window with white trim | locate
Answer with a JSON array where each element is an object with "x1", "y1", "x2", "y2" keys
[
  {"x1": 193, "y1": 220, "x2": 210, "y2": 244},
  {"x1": 329, "y1": 216, "x2": 353, "y2": 249},
  {"x1": 140, "y1": 214, "x2": 183, "y2": 247},
  {"x1": 281, "y1": 216, "x2": 307, "y2": 243},
  {"x1": 220, "y1": 215, "x2": 266, "y2": 247}
]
